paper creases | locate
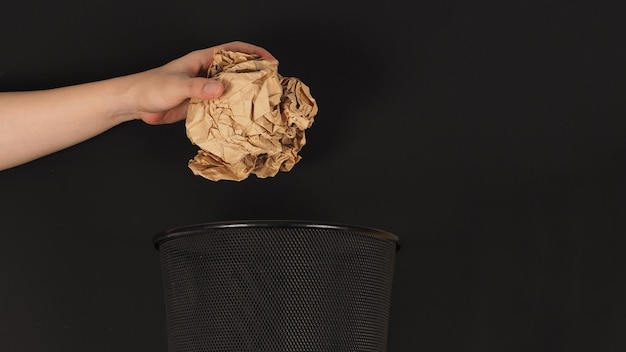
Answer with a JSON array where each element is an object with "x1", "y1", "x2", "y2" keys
[{"x1": 185, "y1": 50, "x2": 318, "y2": 181}]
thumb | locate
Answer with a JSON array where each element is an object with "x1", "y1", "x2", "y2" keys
[{"x1": 187, "y1": 78, "x2": 224, "y2": 100}]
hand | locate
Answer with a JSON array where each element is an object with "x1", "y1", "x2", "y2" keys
[{"x1": 124, "y1": 41, "x2": 276, "y2": 125}]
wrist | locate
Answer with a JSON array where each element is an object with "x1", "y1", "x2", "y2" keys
[{"x1": 107, "y1": 73, "x2": 142, "y2": 124}]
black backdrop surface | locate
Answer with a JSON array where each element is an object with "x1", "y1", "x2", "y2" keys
[{"x1": 1, "y1": 1, "x2": 626, "y2": 351}]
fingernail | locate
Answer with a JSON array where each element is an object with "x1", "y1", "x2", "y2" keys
[{"x1": 204, "y1": 80, "x2": 223, "y2": 96}]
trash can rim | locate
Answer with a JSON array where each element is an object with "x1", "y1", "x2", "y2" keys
[{"x1": 152, "y1": 219, "x2": 400, "y2": 250}]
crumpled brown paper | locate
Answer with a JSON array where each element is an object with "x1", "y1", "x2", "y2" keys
[{"x1": 186, "y1": 50, "x2": 318, "y2": 181}]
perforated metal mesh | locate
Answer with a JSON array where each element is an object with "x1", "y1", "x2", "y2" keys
[{"x1": 154, "y1": 221, "x2": 399, "y2": 352}]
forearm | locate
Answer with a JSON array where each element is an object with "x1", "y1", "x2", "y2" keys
[{"x1": 0, "y1": 76, "x2": 137, "y2": 170}]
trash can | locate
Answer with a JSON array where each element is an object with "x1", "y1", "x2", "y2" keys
[{"x1": 153, "y1": 220, "x2": 400, "y2": 352}]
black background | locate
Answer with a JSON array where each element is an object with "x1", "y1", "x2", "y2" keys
[{"x1": 1, "y1": 1, "x2": 626, "y2": 351}]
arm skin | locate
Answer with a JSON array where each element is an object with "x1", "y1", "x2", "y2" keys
[{"x1": 0, "y1": 41, "x2": 276, "y2": 171}]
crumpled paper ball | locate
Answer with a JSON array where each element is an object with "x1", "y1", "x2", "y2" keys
[{"x1": 185, "y1": 49, "x2": 318, "y2": 181}]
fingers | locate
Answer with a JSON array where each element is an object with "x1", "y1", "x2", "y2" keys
[
  {"x1": 170, "y1": 41, "x2": 277, "y2": 76},
  {"x1": 153, "y1": 78, "x2": 221, "y2": 124},
  {"x1": 181, "y1": 41, "x2": 274, "y2": 98},
  {"x1": 186, "y1": 77, "x2": 224, "y2": 100},
  {"x1": 141, "y1": 41, "x2": 273, "y2": 126},
  {"x1": 216, "y1": 41, "x2": 277, "y2": 61},
  {"x1": 202, "y1": 79, "x2": 224, "y2": 98}
]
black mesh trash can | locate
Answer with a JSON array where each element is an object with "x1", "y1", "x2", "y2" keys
[{"x1": 153, "y1": 220, "x2": 400, "y2": 352}]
